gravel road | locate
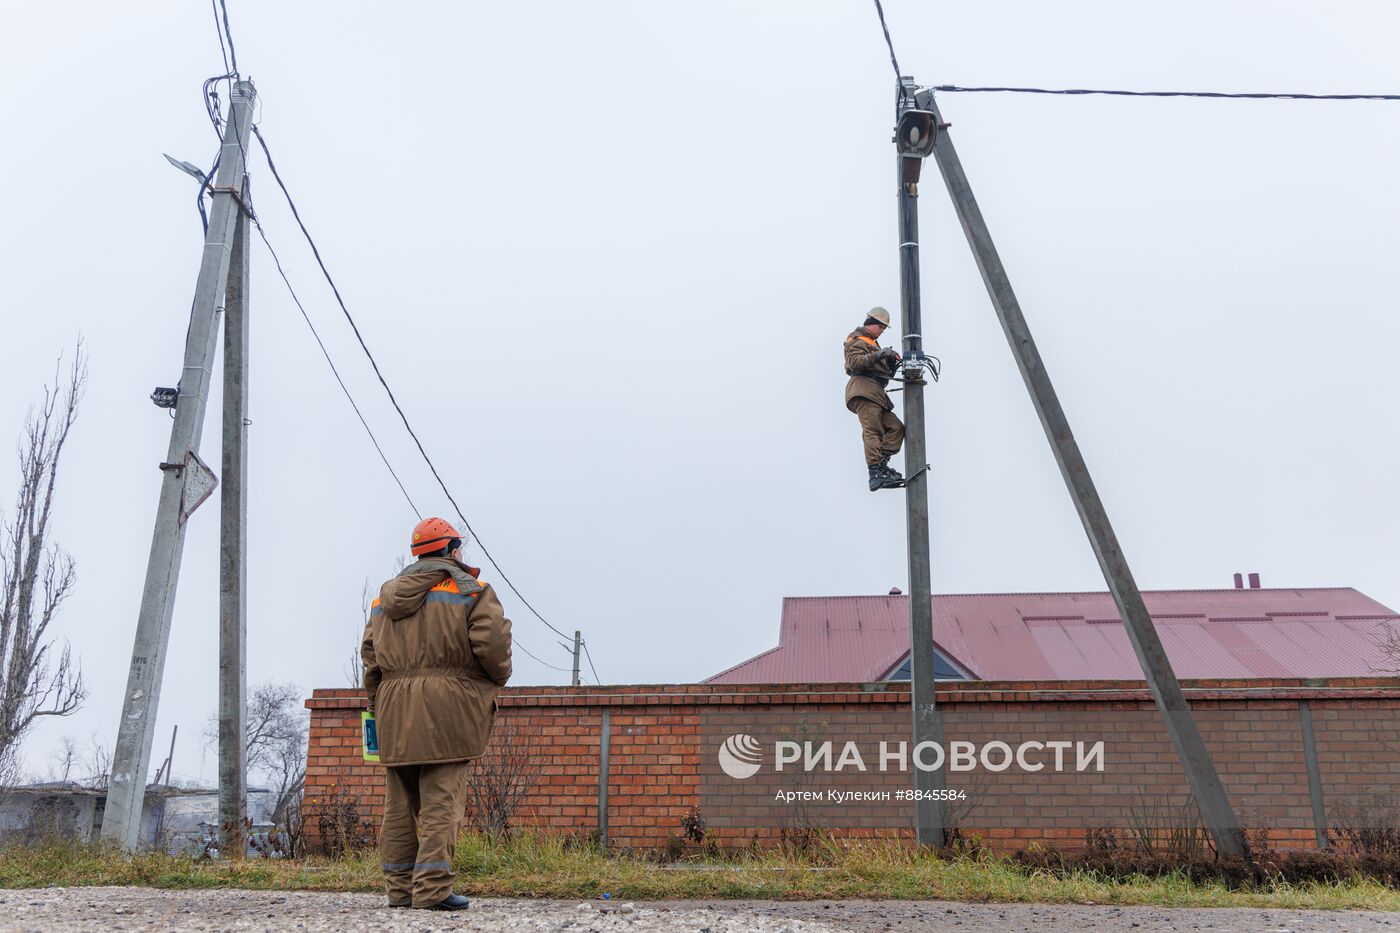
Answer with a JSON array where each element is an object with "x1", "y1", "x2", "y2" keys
[{"x1": 0, "y1": 888, "x2": 1395, "y2": 932}]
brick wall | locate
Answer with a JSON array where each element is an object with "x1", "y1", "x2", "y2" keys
[{"x1": 303, "y1": 678, "x2": 1400, "y2": 854}]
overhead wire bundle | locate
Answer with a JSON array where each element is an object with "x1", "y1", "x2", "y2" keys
[
  {"x1": 932, "y1": 85, "x2": 1400, "y2": 101},
  {"x1": 872, "y1": 1, "x2": 1399, "y2": 103}
]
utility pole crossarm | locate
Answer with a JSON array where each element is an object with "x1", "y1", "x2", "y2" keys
[{"x1": 915, "y1": 89, "x2": 1246, "y2": 857}]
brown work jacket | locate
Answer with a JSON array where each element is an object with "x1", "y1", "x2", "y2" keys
[
  {"x1": 844, "y1": 326, "x2": 896, "y2": 412},
  {"x1": 362, "y1": 556, "x2": 513, "y2": 766}
]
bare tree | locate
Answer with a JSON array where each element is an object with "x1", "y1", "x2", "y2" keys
[
  {"x1": 346, "y1": 580, "x2": 374, "y2": 687},
  {"x1": 204, "y1": 681, "x2": 308, "y2": 826},
  {"x1": 464, "y1": 720, "x2": 543, "y2": 841},
  {"x1": 348, "y1": 557, "x2": 406, "y2": 688},
  {"x1": 46, "y1": 735, "x2": 79, "y2": 783},
  {"x1": 0, "y1": 345, "x2": 88, "y2": 786},
  {"x1": 42, "y1": 733, "x2": 108, "y2": 790},
  {"x1": 1378, "y1": 621, "x2": 1400, "y2": 674},
  {"x1": 80, "y1": 736, "x2": 110, "y2": 791},
  {"x1": 249, "y1": 683, "x2": 308, "y2": 825}
]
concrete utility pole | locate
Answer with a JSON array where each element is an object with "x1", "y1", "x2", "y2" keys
[
  {"x1": 894, "y1": 76, "x2": 948, "y2": 850},
  {"x1": 103, "y1": 80, "x2": 258, "y2": 851},
  {"x1": 914, "y1": 87, "x2": 1246, "y2": 857},
  {"x1": 571, "y1": 630, "x2": 582, "y2": 687},
  {"x1": 219, "y1": 178, "x2": 252, "y2": 857}
]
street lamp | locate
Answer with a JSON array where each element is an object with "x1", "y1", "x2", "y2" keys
[
  {"x1": 895, "y1": 108, "x2": 937, "y2": 185},
  {"x1": 895, "y1": 109, "x2": 937, "y2": 157}
]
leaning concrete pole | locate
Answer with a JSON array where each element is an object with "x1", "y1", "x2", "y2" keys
[
  {"x1": 915, "y1": 88, "x2": 1246, "y2": 857},
  {"x1": 218, "y1": 183, "x2": 251, "y2": 857},
  {"x1": 895, "y1": 77, "x2": 948, "y2": 850},
  {"x1": 104, "y1": 80, "x2": 258, "y2": 850}
]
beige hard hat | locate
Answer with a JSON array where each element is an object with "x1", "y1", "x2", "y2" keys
[{"x1": 865, "y1": 307, "x2": 892, "y2": 327}]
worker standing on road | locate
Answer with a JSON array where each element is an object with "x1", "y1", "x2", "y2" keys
[
  {"x1": 844, "y1": 306, "x2": 905, "y2": 490},
  {"x1": 362, "y1": 517, "x2": 512, "y2": 912}
]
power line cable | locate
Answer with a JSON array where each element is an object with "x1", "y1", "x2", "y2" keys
[
  {"x1": 249, "y1": 210, "x2": 422, "y2": 518},
  {"x1": 217, "y1": 0, "x2": 240, "y2": 76},
  {"x1": 871, "y1": 0, "x2": 902, "y2": 84},
  {"x1": 581, "y1": 639, "x2": 601, "y2": 685},
  {"x1": 209, "y1": 0, "x2": 230, "y2": 76},
  {"x1": 248, "y1": 123, "x2": 574, "y2": 646},
  {"x1": 516, "y1": 639, "x2": 573, "y2": 673},
  {"x1": 866, "y1": 5, "x2": 1399, "y2": 104},
  {"x1": 871, "y1": 0, "x2": 913, "y2": 111},
  {"x1": 932, "y1": 85, "x2": 1400, "y2": 102},
  {"x1": 199, "y1": 68, "x2": 414, "y2": 513},
  {"x1": 245, "y1": 186, "x2": 573, "y2": 678},
  {"x1": 196, "y1": 70, "x2": 239, "y2": 233},
  {"x1": 199, "y1": 0, "x2": 574, "y2": 677}
]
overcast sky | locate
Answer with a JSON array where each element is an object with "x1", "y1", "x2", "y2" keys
[{"x1": 1, "y1": 0, "x2": 1396, "y2": 785}]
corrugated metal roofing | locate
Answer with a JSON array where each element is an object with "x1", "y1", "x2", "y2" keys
[{"x1": 704, "y1": 587, "x2": 1399, "y2": 683}]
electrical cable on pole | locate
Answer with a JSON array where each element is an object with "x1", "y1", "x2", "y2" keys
[
  {"x1": 933, "y1": 84, "x2": 1400, "y2": 101},
  {"x1": 193, "y1": 0, "x2": 582, "y2": 688},
  {"x1": 871, "y1": 0, "x2": 902, "y2": 82},
  {"x1": 250, "y1": 219, "x2": 422, "y2": 518},
  {"x1": 242, "y1": 156, "x2": 581, "y2": 675},
  {"x1": 248, "y1": 124, "x2": 574, "y2": 645},
  {"x1": 515, "y1": 639, "x2": 574, "y2": 673},
  {"x1": 209, "y1": 0, "x2": 230, "y2": 76},
  {"x1": 582, "y1": 639, "x2": 601, "y2": 685},
  {"x1": 217, "y1": 0, "x2": 239, "y2": 76}
]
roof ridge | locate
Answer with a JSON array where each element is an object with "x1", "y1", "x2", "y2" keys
[
  {"x1": 785, "y1": 587, "x2": 1363, "y2": 600},
  {"x1": 702, "y1": 644, "x2": 782, "y2": 683}
]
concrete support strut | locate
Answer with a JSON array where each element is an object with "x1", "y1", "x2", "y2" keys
[{"x1": 915, "y1": 88, "x2": 1246, "y2": 857}]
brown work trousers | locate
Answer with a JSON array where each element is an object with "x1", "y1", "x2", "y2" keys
[
  {"x1": 850, "y1": 398, "x2": 904, "y2": 466},
  {"x1": 379, "y1": 761, "x2": 472, "y2": 908}
]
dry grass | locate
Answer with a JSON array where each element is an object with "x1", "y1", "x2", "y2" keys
[{"x1": 0, "y1": 834, "x2": 1394, "y2": 910}]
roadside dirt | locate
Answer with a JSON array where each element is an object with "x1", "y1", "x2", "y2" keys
[{"x1": 0, "y1": 888, "x2": 1395, "y2": 932}]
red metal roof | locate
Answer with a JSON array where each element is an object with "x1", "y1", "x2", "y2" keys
[{"x1": 704, "y1": 587, "x2": 1399, "y2": 683}]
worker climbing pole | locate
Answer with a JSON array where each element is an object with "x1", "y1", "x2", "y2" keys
[
  {"x1": 843, "y1": 305, "x2": 939, "y2": 492},
  {"x1": 843, "y1": 307, "x2": 906, "y2": 491}
]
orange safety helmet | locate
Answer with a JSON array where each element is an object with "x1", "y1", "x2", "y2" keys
[{"x1": 410, "y1": 516, "x2": 463, "y2": 556}]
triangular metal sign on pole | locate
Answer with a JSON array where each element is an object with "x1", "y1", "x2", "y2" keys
[{"x1": 178, "y1": 451, "x2": 219, "y2": 525}]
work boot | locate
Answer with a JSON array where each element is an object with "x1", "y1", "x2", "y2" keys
[
  {"x1": 879, "y1": 457, "x2": 904, "y2": 484},
  {"x1": 868, "y1": 465, "x2": 885, "y2": 492},
  {"x1": 423, "y1": 893, "x2": 470, "y2": 911}
]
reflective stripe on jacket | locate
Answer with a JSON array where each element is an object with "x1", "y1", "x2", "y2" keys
[
  {"x1": 361, "y1": 556, "x2": 513, "y2": 766},
  {"x1": 844, "y1": 326, "x2": 895, "y2": 411}
]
